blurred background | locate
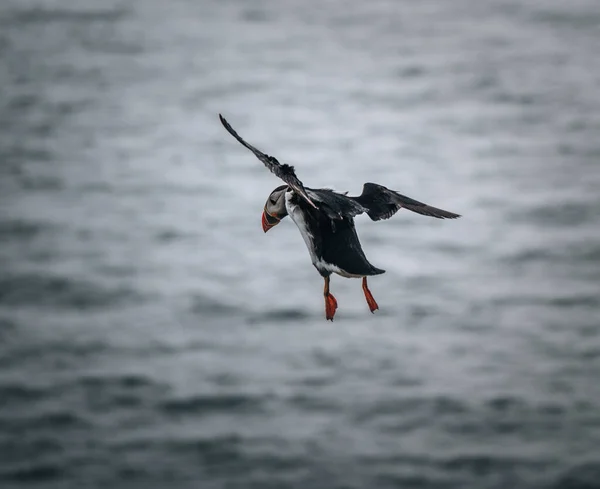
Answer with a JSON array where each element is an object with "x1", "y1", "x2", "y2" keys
[{"x1": 1, "y1": 0, "x2": 599, "y2": 488}]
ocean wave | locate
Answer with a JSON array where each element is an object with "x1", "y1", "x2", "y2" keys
[
  {"x1": 247, "y1": 308, "x2": 313, "y2": 323},
  {"x1": 0, "y1": 462, "x2": 66, "y2": 484},
  {"x1": 79, "y1": 373, "x2": 157, "y2": 390},
  {"x1": 5, "y1": 7, "x2": 128, "y2": 26},
  {"x1": 159, "y1": 393, "x2": 267, "y2": 416},
  {"x1": 0, "y1": 272, "x2": 147, "y2": 309},
  {"x1": 74, "y1": 374, "x2": 168, "y2": 411},
  {"x1": 554, "y1": 461, "x2": 600, "y2": 489},
  {"x1": 0, "y1": 410, "x2": 88, "y2": 434},
  {"x1": 510, "y1": 201, "x2": 597, "y2": 228},
  {"x1": 189, "y1": 294, "x2": 241, "y2": 316},
  {"x1": 439, "y1": 453, "x2": 548, "y2": 476},
  {"x1": 352, "y1": 395, "x2": 470, "y2": 428},
  {"x1": 0, "y1": 219, "x2": 53, "y2": 240}
]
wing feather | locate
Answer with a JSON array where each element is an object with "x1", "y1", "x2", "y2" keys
[
  {"x1": 353, "y1": 183, "x2": 460, "y2": 221},
  {"x1": 219, "y1": 114, "x2": 317, "y2": 208}
]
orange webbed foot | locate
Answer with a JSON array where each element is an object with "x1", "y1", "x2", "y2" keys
[
  {"x1": 362, "y1": 277, "x2": 379, "y2": 313},
  {"x1": 323, "y1": 276, "x2": 338, "y2": 321},
  {"x1": 325, "y1": 292, "x2": 338, "y2": 321}
]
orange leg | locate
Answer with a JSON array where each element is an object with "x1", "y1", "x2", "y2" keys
[
  {"x1": 324, "y1": 276, "x2": 338, "y2": 321},
  {"x1": 362, "y1": 277, "x2": 379, "y2": 313}
]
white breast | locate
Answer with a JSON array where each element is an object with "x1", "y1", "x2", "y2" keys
[{"x1": 285, "y1": 191, "x2": 317, "y2": 265}]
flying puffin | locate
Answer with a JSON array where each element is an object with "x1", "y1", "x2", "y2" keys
[{"x1": 219, "y1": 114, "x2": 460, "y2": 320}]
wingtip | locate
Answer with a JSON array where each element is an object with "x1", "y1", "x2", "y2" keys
[
  {"x1": 435, "y1": 209, "x2": 461, "y2": 219},
  {"x1": 219, "y1": 114, "x2": 238, "y2": 137}
]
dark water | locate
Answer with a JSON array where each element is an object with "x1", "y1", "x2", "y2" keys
[{"x1": 1, "y1": 0, "x2": 600, "y2": 488}]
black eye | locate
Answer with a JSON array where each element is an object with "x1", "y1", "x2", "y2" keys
[{"x1": 269, "y1": 197, "x2": 276, "y2": 204}]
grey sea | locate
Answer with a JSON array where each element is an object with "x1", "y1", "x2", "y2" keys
[{"x1": 1, "y1": 0, "x2": 599, "y2": 488}]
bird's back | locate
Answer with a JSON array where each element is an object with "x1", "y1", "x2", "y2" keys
[
  {"x1": 287, "y1": 190, "x2": 384, "y2": 278},
  {"x1": 315, "y1": 214, "x2": 385, "y2": 278}
]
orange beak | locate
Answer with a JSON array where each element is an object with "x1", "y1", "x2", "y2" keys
[{"x1": 262, "y1": 210, "x2": 280, "y2": 233}]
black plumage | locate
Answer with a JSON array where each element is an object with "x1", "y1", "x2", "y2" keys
[
  {"x1": 353, "y1": 183, "x2": 460, "y2": 220},
  {"x1": 287, "y1": 191, "x2": 384, "y2": 278}
]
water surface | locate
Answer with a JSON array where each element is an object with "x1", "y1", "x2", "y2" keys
[{"x1": 1, "y1": 0, "x2": 599, "y2": 488}]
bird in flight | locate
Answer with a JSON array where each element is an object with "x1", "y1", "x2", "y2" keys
[{"x1": 219, "y1": 114, "x2": 460, "y2": 320}]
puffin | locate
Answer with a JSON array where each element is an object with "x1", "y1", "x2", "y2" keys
[{"x1": 219, "y1": 114, "x2": 460, "y2": 320}]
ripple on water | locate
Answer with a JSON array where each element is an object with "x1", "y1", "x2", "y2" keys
[
  {"x1": 511, "y1": 201, "x2": 598, "y2": 228},
  {"x1": 247, "y1": 307, "x2": 313, "y2": 324},
  {"x1": 0, "y1": 383, "x2": 52, "y2": 405},
  {"x1": 6, "y1": 6, "x2": 128, "y2": 25},
  {"x1": 108, "y1": 434, "x2": 313, "y2": 486},
  {"x1": 0, "y1": 411, "x2": 88, "y2": 435},
  {"x1": 76, "y1": 374, "x2": 168, "y2": 411},
  {"x1": 0, "y1": 462, "x2": 67, "y2": 485},
  {"x1": 0, "y1": 316, "x2": 18, "y2": 344},
  {"x1": 286, "y1": 392, "x2": 340, "y2": 413},
  {"x1": 79, "y1": 373, "x2": 158, "y2": 390},
  {"x1": 159, "y1": 393, "x2": 267, "y2": 417},
  {"x1": 439, "y1": 454, "x2": 550, "y2": 479},
  {"x1": 189, "y1": 293, "x2": 241, "y2": 316},
  {"x1": 554, "y1": 461, "x2": 600, "y2": 489},
  {"x1": 0, "y1": 272, "x2": 147, "y2": 310},
  {"x1": 351, "y1": 395, "x2": 471, "y2": 436},
  {"x1": 0, "y1": 219, "x2": 54, "y2": 241}
]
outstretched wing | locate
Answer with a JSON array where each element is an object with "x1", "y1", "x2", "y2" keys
[
  {"x1": 219, "y1": 114, "x2": 317, "y2": 209},
  {"x1": 352, "y1": 182, "x2": 460, "y2": 221}
]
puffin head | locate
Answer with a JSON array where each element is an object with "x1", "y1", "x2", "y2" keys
[{"x1": 262, "y1": 185, "x2": 289, "y2": 232}]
